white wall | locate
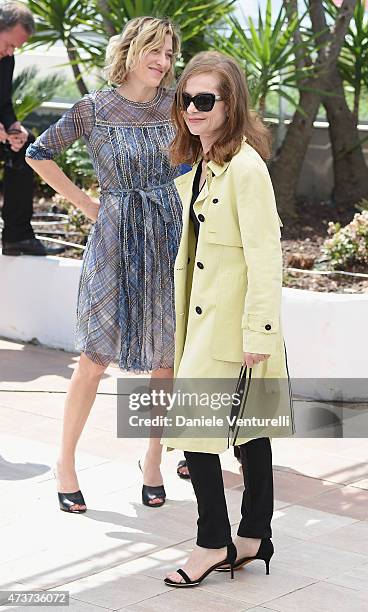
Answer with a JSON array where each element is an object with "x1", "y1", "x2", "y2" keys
[
  {"x1": 282, "y1": 288, "x2": 368, "y2": 378},
  {"x1": 0, "y1": 253, "x2": 81, "y2": 353},
  {"x1": 282, "y1": 288, "x2": 368, "y2": 401},
  {"x1": 0, "y1": 253, "x2": 367, "y2": 400},
  {"x1": 15, "y1": 44, "x2": 73, "y2": 80}
]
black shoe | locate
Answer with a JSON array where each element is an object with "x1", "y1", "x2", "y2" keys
[
  {"x1": 177, "y1": 459, "x2": 191, "y2": 480},
  {"x1": 2, "y1": 238, "x2": 66, "y2": 256},
  {"x1": 58, "y1": 490, "x2": 87, "y2": 513},
  {"x1": 216, "y1": 538, "x2": 274, "y2": 575},
  {"x1": 164, "y1": 542, "x2": 237, "y2": 587},
  {"x1": 233, "y1": 445, "x2": 242, "y2": 464},
  {"x1": 138, "y1": 460, "x2": 166, "y2": 508}
]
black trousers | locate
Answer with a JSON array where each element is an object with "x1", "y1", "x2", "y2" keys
[
  {"x1": 1, "y1": 130, "x2": 35, "y2": 243},
  {"x1": 184, "y1": 437, "x2": 273, "y2": 548}
]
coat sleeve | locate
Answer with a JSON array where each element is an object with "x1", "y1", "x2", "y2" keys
[
  {"x1": 234, "y1": 156, "x2": 283, "y2": 355},
  {"x1": 25, "y1": 94, "x2": 95, "y2": 160},
  {"x1": 0, "y1": 56, "x2": 17, "y2": 129}
]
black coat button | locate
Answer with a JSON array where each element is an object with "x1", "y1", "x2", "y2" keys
[
  {"x1": 212, "y1": 198, "x2": 219, "y2": 204},
  {"x1": 198, "y1": 214, "x2": 205, "y2": 222},
  {"x1": 195, "y1": 306, "x2": 202, "y2": 315},
  {"x1": 197, "y1": 262, "x2": 204, "y2": 269},
  {"x1": 188, "y1": 257, "x2": 190, "y2": 264},
  {"x1": 265, "y1": 324, "x2": 272, "y2": 331}
]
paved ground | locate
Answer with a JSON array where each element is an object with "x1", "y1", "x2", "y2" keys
[{"x1": 0, "y1": 337, "x2": 367, "y2": 611}]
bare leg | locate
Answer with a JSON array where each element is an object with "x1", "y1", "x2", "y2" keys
[
  {"x1": 141, "y1": 367, "x2": 172, "y2": 505},
  {"x1": 55, "y1": 352, "x2": 108, "y2": 510}
]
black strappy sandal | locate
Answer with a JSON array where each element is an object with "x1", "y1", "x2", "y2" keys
[
  {"x1": 216, "y1": 538, "x2": 274, "y2": 575},
  {"x1": 164, "y1": 543, "x2": 237, "y2": 587},
  {"x1": 176, "y1": 459, "x2": 191, "y2": 480},
  {"x1": 58, "y1": 490, "x2": 87, "y2": 513},
  {"x1": 138, "y1": 460, "x2": 166, "y2": 508},
  {"x1": 233, "y1": 445, "x2": 242, "y2": 464}
]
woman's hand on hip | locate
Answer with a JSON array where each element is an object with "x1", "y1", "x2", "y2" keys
[
  {"x1": 24, "y1": 159, "x2": 101, "y2": 222},
  {"x1": 243, "y1": 352, "x2": 270, "y2": 368}
]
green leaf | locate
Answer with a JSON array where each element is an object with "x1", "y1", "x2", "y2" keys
[
  {"x1": 12, "y1": 66, "x2": 64, "y2": 121},
  {"x1": 213, "y1": 1, "x2": 317, "y2": 111}
]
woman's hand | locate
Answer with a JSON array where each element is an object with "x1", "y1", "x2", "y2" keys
[
  {"x1": 0, "y1": 122, "x2": 7, "y2": 143},
  {"x1": 83, "y1": 197, "x2": 100, "y2": 222},
  {"x1": 25, "y1": 158, "x2": 101, "y2": 223},
  {"x1": 7, "y1": 122, "x2": 28, "y2": 152},
  {"x1": 243, "y1": 352, "x2": 270, "y2": 368}
]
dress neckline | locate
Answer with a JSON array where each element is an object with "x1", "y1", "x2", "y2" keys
[{"x1": 111, "y1": 86, "x2": 163, "y2": 107}]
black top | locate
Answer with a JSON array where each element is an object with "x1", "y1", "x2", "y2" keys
[
  {"x1": 0, "y1": 56, "x2": 17, "y2": 129},
  {"x1": 190, "y1": 162, "x2": 204, "y2": 243}
]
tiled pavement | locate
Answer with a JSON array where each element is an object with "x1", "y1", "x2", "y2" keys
[{"x1": 0, "y1": 337, "x2": 367, "y2": 611}]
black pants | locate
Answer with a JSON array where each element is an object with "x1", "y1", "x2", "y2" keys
[
  {"x1": 184, "y1": 437, "x2": 273, "y2": 548},
  {"x1": 1, "y1": 130, "x2": 35, "y2": 243}
]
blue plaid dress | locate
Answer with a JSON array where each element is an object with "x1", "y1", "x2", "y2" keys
[{"x1": 26, "y1": 88, "x2": 182, "y2": 371}]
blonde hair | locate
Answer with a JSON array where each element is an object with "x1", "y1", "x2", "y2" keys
[{"x1": 104, "y1": 16, "x2": 180, "y2": 87}]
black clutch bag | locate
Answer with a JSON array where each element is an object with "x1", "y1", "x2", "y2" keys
[{"x1": 228, "y1": 365, "x2": 252, "y2": 445}]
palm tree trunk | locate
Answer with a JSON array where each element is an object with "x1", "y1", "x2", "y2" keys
[
  {"x1": 353, "y1": 80, "x2": 361, "y2": 122},
  {"x1": 67, "y1": 47, "x2": 89, "y2": 97},
  {"x1": 259, "y1": 94, "x2": 266, "y2": 118},
  {"x1": 270, "y1": 0, "x2": 355, "y2": 215},
  {"x1": 96, "y1": 0, "x2": 116, "y2": 37},
  {"x1": 323, "y1": 66, "x2": 368, "y2": 207},
  {"x1": 270, "y1": 91, "x2": 321, "y2": 214}
]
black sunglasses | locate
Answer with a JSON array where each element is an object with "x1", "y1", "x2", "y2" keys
[{"x1": 179, "y1": 92, "x2": 223, "y2": 112}]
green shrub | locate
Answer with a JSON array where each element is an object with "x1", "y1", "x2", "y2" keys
[
  {"x1": 55, "y1": 141, "x2": 97, "y2": 190},
  {"x1": 356, "y1": 198, "x2": 368, "y2": 212},
  {"x1": 322, "y1": 210, "x2": 368, "y2": 270},
  {"x1": 12, "y1": 66, "x2": 63, "y2": 122}
]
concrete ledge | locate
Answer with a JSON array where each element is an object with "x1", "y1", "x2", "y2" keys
[
  {"x1": 0, "y1": 251, "x2": 81, "y2": 353},
  {"x1": 282, "y1": 288, "x2": 368, "y2": 400},
  {"x1": 1, "y1": 252, "x2": 367, "y2": 399}
]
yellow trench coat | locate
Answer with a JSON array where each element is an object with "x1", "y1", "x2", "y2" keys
[{"x1": 162, "y1": 140, "x2": 294, "y2": 453}]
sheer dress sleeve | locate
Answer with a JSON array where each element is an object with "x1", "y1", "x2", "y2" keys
[{"x1": 26, "y1": 94, "x2": 95, "y2": 161}]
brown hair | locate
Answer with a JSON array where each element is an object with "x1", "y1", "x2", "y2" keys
[
  {"x1": 104, "y1": 16, "x2": 180, "y2": 88},
  {"x1": 170, "y1": 51, "x2": 272, "y2": 165}
]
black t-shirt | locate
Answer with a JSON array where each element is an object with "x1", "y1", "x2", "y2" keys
[
  {"x1": 0, "y1": 56, "x2": 17, "y2": 129},
  {"x1": 189, "y1": 162, "x2": 204, "y2": 243}
]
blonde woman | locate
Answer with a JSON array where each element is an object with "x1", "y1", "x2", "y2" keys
[{"x1": 26, "y1": 17, "x2": 183, "y2": 511}]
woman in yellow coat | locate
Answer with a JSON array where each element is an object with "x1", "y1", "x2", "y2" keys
[{"x1": 162, "y1": 51, "x2": 294, "y2": 588}]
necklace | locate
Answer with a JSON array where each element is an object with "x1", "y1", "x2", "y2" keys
[{"x1": 114, "y1": 86, "x2": 161, "y2": 106}]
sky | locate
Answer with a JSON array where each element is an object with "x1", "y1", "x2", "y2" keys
[
  {"x1": 238, "y1": 0, "x2": 368, "y2": 20},
  {"x1": 237, "y1": 0, "x2": 283, "y2": 21}
]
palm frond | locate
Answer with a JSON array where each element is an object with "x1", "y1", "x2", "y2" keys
[{"x1": 12, "y1": 66, "x2": 64, "y2": 121}]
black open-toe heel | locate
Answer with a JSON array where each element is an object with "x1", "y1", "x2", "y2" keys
[
  {"x1": 164, "y1": 542, "x2": 237, "y2": 588},
  {"x1": 58, "y1": 490, "x2": 87, "y2": 513},
  {"x1": 177, "y1": 459, "x2": 191, "y2": 480},
  {"x1": 216, "y1": 538, "x2": 274, "y2": 575},
  {"x1": 233, "y1": 445, "x2": 242, "y2": 465},
  {"x1": 138, "y1": 460, "x2": 166, "y2": 508}
]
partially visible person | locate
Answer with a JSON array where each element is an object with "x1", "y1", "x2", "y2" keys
[{"x1": 0, "y1": 1, "x2": 64, "y2": 256}]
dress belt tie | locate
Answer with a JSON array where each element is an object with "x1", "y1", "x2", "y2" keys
[{"x1": 101, "y1": 185, "x2": 173, "y2": 253}]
